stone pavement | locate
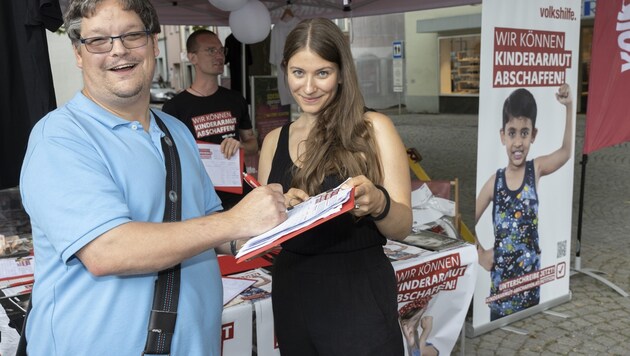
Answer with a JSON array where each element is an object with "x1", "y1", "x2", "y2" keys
[{"x1": 388, "y1": 111, "x2": 630, "y2": 355}]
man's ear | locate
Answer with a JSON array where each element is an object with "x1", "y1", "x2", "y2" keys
[
  {"x1": 499, "y1": 128, "x2": 506, "y2": 145},
  {"x1": 152, "y1": 34, "x2": 160, "y2": 57},
  {"x1": 73, "y1": 44, "x2": 83, "y2": 69},
  {"x1": 531, "y1": 128, "x2": 538, "y2": 142}
]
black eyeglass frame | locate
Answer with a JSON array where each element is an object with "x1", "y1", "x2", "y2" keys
[{"x1": 79, "y1": 30, "x2": 152, "y2": 54}]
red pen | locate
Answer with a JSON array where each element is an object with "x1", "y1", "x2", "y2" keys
[{"x1": 242, "y1": 172, "x2": 261, "y2": 188}]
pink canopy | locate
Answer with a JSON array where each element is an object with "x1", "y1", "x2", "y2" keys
[{"x1": 60, "y1": 0, "x2": 482, "y2": 26}]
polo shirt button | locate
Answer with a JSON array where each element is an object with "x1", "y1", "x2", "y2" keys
[
  {"x1": 169, "y1": 190, "x2": 178, "y2": 203},
  {"x1": 131, "y1": 124, "x2": 138, "y2": 130}
]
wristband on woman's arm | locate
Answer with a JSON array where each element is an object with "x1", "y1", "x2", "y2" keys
[{"x1": 367, "y1": 185, "x2": 390, "y2": 221}]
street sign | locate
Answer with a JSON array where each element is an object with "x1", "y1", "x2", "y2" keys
[
  {"x1": 393, "y1": 41, "x2": 404, "y2": 59},
  {"x1": 393, "y1": 41, "x2": 404, "y2": 92}
]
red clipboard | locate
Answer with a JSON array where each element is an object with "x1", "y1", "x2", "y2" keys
[
  {"x1": 218, "y1": 254, "x2": 272, "y2": 276},
  {"x1": 197, "y1": 141, "x2": 244, "y2": 194},
  {"x1": 236, "y1": 189, "x2": 355, "y2": 263}
]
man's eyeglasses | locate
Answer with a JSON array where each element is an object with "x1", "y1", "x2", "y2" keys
[
  {"x1": 197, "y1": 47, "x2": 228, "y2": 56},
  {"x1": 79, "y1": 30, "x2": 152, "y2": 54}
]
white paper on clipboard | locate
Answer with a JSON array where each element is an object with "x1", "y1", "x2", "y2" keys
[{"x1": 197, "y1": 142, "x2": 244, "y2": 194}]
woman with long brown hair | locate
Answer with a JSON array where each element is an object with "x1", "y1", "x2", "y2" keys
[{"x1": 257, "y1": 18, "x2": 412, "y2": 355}]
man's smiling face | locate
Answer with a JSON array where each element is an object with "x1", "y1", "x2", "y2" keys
[{"x1": 74, "y1": 0, "x2": 158, "y2": 106}]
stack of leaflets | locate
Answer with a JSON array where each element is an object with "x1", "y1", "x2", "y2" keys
[{"x1": 402, "y1": 230, "x2": 468, "y2": 252}]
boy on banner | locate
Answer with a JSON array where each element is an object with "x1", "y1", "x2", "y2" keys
[{"x1": 475, "y1": 83, "x2": 573, "y2": 320}]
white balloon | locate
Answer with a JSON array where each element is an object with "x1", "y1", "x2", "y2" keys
[
  {"x1": 229, "y1": 0, "x2": 271, "y2": 44},
  {"x1": 208, "y1": 0, "x2": 248, "y2": 12}
]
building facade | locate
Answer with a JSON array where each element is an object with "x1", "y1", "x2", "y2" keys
[{"x1": 47, "y1": 1, "x2": 596, "y2": 114}]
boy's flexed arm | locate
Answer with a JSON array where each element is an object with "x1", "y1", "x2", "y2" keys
[{"x1": 536, "y1": 83, "x2": 574, "y2": 177}]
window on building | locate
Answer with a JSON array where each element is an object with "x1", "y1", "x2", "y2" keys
[{"x1": 439, "y1": 35, "x2": 481, "y2": 95}]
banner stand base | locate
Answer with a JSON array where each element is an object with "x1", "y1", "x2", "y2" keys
[
  {"x1": 496, "y1": 309, "x2": 570, "y2": 336},
  {"x1": 499, "y1": 325, "x2": 528, "y2": 335},
  {"x1": 542, "y1": 310, "x2": 570, "y2": 319},
  {"x1": 571, "y1": 257, "x2": 628, "y2": 297},
  {"x1": 465, "y1": 293, "x2": 571, "y2": 338}
]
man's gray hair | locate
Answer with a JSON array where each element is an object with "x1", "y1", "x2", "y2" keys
[{"x1": 64, "y1": 0, "x2": 160, "y2": 45}]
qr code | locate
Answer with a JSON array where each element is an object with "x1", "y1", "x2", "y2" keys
[{"x1": 557, "y1": 240, "x2": 567, "y2": 258}]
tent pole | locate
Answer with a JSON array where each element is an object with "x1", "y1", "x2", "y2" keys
[
  {"x1": 574, "y1": 154, "x2": 587, "y2": 269},
  {"x1": 241, "y1": 42, "x2": 246, "y2": 100},
  {"x1": 571, "y1": 154, "x2": 628, "y2": 297}
]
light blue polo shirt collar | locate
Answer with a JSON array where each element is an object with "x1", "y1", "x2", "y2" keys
[{"x1": 73, "y1": 91, "x2": 165, "y2": 137}]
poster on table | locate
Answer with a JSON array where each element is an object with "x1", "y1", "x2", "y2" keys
[
  {"x1": 221, "y1": 301, "x2": 253, "y2": 356},
  {"x1": 471, "y1": 0, "x2": 580, "y2": 335},
  {"x1": 386, "y1": 240, "x2": 477, "y2": 355},
  {"x1": 222, "y1": 268, "x2": 273, "y2": 356}
]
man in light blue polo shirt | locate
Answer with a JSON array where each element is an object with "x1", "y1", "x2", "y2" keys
[{"x1": 19, "y1": 0, "x2": 287, "y2": 354}]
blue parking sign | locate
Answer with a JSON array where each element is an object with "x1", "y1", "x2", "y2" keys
[{"x1": 393, "y1": 41, "x2": 403, "y2": 59}]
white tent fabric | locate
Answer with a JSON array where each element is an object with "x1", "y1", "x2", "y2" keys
[{"x1": 59, "y1": 0, "x2": 481, "y2": 26}]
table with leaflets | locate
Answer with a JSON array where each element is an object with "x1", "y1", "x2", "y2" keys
[{"x1": 219, "y1": 230, "x2": 477, "y2": 356}]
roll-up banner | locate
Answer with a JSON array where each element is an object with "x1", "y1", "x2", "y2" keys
[{"x1": 469, "y1": 0, "x2": 581, "y2": 336}]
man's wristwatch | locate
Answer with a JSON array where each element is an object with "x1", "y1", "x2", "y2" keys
[{"x1": 230, "y1": 240, "x2": 238, "y2": 256}]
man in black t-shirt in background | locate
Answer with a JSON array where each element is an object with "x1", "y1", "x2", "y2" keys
[{"x1": 163, "y1": 30, "x2": 258, "y2": 209}]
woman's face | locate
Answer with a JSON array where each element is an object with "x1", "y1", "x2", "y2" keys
[{"x1": 286, "y1": 48, "x2": 340, "y2": 115}]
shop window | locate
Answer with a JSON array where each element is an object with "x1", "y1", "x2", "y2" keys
[{"x1": 439, "y1": 35, "x2": 481, "y2": 95}]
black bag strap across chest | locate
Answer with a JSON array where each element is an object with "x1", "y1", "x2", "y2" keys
[{"x1": 143, "y1": 112, "x2": 182, "y2": 355}]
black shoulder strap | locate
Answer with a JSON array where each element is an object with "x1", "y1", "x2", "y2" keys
[{"x1": 143, "y1": 111, "x2": 182, "y2": 355}]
